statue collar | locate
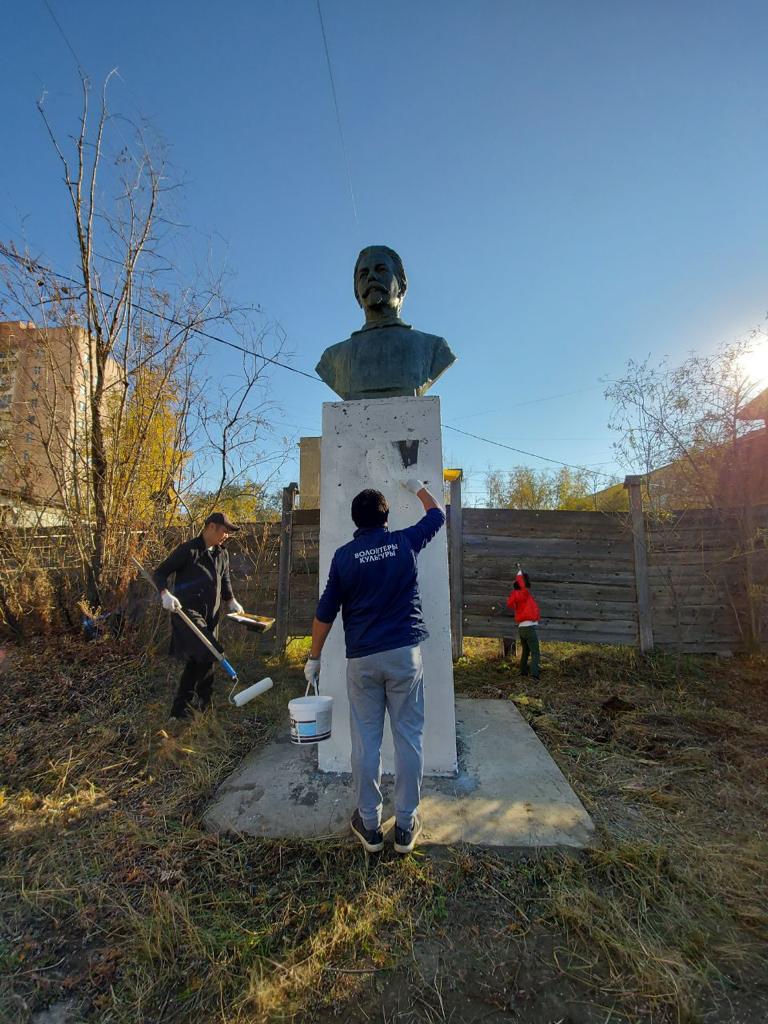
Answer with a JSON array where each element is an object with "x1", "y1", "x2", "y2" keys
[{"x1": 352, "y1": 319, "x2": 412, "y2": 336}]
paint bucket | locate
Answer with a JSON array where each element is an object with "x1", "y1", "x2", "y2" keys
[{"x1": 289, "y1": 679, "x2": 333, "y2": 745}]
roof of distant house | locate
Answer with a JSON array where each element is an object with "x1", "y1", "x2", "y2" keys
[{"x1": 737, "y1": 385, "x2": 768, "y2": 422}]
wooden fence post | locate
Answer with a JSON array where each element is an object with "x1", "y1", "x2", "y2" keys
[
  {"x1": 624, "y1": 475, "x2": 654, "y2": 654},
  {"x1": 275, "y1": 482, "x2": 298, "y2": 652},
  {"x1": 449, "y1": 471, "x2": 464, "y2": 660},
  {"x1": 741, "y1": 500, "x2": 759, "y2": 652}
]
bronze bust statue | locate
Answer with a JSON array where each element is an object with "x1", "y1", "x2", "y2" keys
[{"x1": 315, "y1": 245, "x2": 456, "y2": 400}]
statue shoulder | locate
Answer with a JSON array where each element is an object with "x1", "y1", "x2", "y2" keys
[
  {"x1": 315, "y1": 336, "x2": 353, "y2": 378},
  {"x1": 408, "y1": 328, "x2": 446, "y2": 345},
  {"x1": 409, "y1": 329, "x2": 456, "y2": 380}
]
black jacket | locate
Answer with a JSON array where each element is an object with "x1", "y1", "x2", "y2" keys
[{"x1": 154, "y1": 537, "x2": 234, "y2": 662}]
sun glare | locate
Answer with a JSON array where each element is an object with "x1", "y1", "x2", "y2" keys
[{"x1": 739, "y1": 336, "x2": 768, "y2": 389}]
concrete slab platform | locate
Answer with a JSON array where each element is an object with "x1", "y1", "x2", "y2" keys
[{"x1": 203, "y1": 699, "x2": 595, "y2": 848}]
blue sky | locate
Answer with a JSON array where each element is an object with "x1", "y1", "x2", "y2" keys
[{"x1": 2, "y1": 1, "x2": 767, "y2": 503}]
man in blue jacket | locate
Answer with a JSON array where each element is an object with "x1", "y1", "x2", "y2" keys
[{"x1": 305, "y1": 478, "x2": 445, "y2": 855}]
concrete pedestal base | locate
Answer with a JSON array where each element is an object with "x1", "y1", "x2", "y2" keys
[{"x1": 204, "y1": 699, "x2": 594, "y2": 849}]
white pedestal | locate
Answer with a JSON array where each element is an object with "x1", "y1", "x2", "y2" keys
[{"x1": 317, "y1": 396, "x2": 458, "y2": 776}]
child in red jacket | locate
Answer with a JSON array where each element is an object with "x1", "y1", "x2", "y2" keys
[{"x1": 506, "y1": 567, "x2": 541, "y2": 679}]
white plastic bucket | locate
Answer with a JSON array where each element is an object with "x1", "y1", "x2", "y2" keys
[{"x1": 289, "y1": 694, "x2": 333, "y2": 745}]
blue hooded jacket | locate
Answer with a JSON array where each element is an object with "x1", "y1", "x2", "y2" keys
[{"x1": 315, "y1": 506, "x2": 446, "y2": 658}]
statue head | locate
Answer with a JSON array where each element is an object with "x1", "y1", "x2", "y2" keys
[{"x1": 353, "y1": 245, "x2": 408, "y2": 318}]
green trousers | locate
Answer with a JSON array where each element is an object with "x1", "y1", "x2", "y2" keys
[{"x1": 518, "y1": 625, "x2": 540, "y2": 678}]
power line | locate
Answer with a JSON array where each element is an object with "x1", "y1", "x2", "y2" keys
[
  {"x1": 449, "y1": 384, "x2": 604, "y2": 422},
  {"x1": 444, "y1": 423, "x2": 616, "y2": 480},
  {"x1": 41, "y1": 0, "x2": 85, "y2": 75},
  {"x1": 2, "y1": 252, "x2": 618, "y2": 473},
  {"x1": 0, "y1": 245, "x2": 324, "y2": 383},
  {"x1": 316, "y1": 0, "x2": 359, "y2": 225}
]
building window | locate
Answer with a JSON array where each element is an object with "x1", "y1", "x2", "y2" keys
[
  {"x1": 78, "y1": 401, "x2": 86, "y2": 412},
  {"x1": 0, "y1": 397, "x2": 9, "y2": 410},
  {"x1": 29, "y1": 399, "x2": 38, "y2": 408},
  {"x1": 25, "y1": 432, "x2": 34, "y2": 442},
  {"x1": 22, "y1": 452, "x2": 30, "y2": 463},
  {"x1": 33, "y1": 366, "x2": 42, "y2": 375}
]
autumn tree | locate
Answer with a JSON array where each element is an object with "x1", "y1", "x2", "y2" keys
[
  {"x1": 184, "y1": 480, "x2": 280, "y2": 525},
  {"x1": 485, "y1": 464, "x2": 616, "y2": 510},
  {"x1": 107, "y1": 366, "x2": 190, "y2": 526},
  {"x1": 0, "y1": 74, "x2": 286, "y2": 616}
]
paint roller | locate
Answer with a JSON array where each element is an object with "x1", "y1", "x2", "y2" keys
[{"x1": 229, "y1": 676, "x2": 274, "y2": 707}]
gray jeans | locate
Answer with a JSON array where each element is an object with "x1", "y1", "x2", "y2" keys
[{"x1": 346, "y1": 644, "x2": 424, "y2": 831}]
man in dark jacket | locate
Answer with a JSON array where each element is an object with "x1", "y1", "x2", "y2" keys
[
  {"x1": 304, "y1": 478, "x2": 445, "y2": 855},
  {"x1": 154, "y1": 512, "x2": 244, "y2": 719}
]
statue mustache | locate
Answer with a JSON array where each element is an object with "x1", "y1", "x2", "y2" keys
[{"x1": 364, "y1": 283, "x2": 389, "y2": 297}]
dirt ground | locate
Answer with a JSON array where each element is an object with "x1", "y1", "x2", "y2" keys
[{"x1": 1, "y1": 632, "x2": 766, "y2": 1023}]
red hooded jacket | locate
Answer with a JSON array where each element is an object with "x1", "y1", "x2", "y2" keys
[{"x1": 506, "y1": 572, "x2": 540, "y2": 623}]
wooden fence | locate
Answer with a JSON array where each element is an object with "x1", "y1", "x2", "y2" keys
[
  {"x1": 239, "y1": 478, "x2": 766, "y2": 655},
  {"x1": 459, "y1": 506, "x2": 638, "y2": 646},
  {"x1": 646, "y1": 506, "x2": 768, "y2": 653},
  {"x1": 2, "y1": 479, "x2": 766, "y2": 654}
]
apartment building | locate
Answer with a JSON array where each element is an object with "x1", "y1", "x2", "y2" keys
[{"x1": 0, "y1": 320, "x2": 120, "y2": 522}]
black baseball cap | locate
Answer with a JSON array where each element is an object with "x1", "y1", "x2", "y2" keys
[{"x1": 204, "y1": 511, "x2": 240, "y2": 532}]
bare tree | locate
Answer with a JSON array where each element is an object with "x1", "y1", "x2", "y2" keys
[
  {"x1": 605, "y1": 338, "x2": 763, "y2": 511},
  {"x1": 0, "y1": 73, "x2": 288, "y2": 624},
  {"x1": 606, "y1": 336, "x2": 767, "y2": 650}
]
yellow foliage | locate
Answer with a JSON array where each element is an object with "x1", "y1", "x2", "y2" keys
[{"x1": 107, "y1": 368, "x2": 189, "y2": 525}]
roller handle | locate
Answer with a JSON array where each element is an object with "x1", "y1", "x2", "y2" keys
[{"x1": 219, "y1": 658, "x2": 238, "y2": 681}]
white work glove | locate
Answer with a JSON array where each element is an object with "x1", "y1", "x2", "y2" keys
[
  {"x1": 402, "y1": 478, "x2": 425, "y2": 495},
  {"x1": 304, "y1": 657, "x2": 321, "y2": 689},
  {"x1": 225, "y1": 598, "x2": 244, "y2": 614},
  {"x1": 160, "y1": 590, "x2": 182, "y2": 613}
]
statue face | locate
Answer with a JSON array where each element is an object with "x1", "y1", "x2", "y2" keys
[{"x1": 355, "y1": 250, "x2": 402, "y2": 315}]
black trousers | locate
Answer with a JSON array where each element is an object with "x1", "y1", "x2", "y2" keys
[
  {"x1": 171, "y1": 659, "x2": 215, "y2": 717},
  {"x1": 518, "y1": 625, "x2": 541, "y2": 678}
]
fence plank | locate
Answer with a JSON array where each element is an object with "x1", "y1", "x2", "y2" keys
[
  {"x1": 462, "y1": 616, "x2": 636, "y2": 645},
  {"x1": 464, "y1": 563, "x2": 636, "y2": 587},
  {"x1": 464, "y1": 535, "x2": 633, "y2": 561},
  {"x1": 462, "y1": 596, "x2": 637, "y2": 622},
  {"x1": 464, "y1": 508, "x2": 630, "y2": 533},
  {"x1": 465, "y1": 580, "x2": 637, "y2": 603}
]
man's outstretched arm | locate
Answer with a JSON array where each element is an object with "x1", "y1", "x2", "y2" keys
[{"x1": 401, "y1": 478, "x2": 446, "y2": 550}]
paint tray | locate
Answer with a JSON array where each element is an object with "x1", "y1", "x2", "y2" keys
[{"x1": 226, "y1": 612, "x2": 275, "y2": 633}]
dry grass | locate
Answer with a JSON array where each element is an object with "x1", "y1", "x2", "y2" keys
[
  {"x1": 452, "y1": 639, "x2": 768, "y2": 1020},
  {"x1": 1, "y1": 632, "x2": 766, "y2": 1023}
]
